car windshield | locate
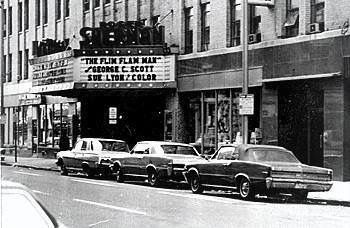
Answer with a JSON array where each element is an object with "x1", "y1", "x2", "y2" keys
[
  {"x1": 161, "y1": 145, "x2": 198, "y2": 156},
  {"x1": 246, "y1": 148, "x2": 300, "y2": 163},
  {"x1": 99, "y1": 140, "x2": 129, "y2": 152}
]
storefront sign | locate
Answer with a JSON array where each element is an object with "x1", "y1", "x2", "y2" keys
[
  {"x1": 109, "y1": 107, "x2": 117, "y2": 125},
  {"x1": 79, "y1": 55, "x2": 174, "y2": 83},
  {"x1": 31, "y1": 51, "x2": 74, "y2": 87},
  {"x1": 239, "y1": 94, "x2": 254, "y2": 115},
  {"x1": 18, "y1": 94, "x2": 43, "y2": 106}
]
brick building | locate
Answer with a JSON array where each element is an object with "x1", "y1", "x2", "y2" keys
[{"x1": 0, "y1": 0, "x2": 349, "y2": 180}]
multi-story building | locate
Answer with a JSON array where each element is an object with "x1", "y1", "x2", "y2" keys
[{"x1": 0, "y1": 0, "x2": 349, "y2": 180}]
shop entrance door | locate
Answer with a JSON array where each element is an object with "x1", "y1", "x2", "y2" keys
[{"x1": 278, "y1": 82, "x2": 324, "y2": 167}]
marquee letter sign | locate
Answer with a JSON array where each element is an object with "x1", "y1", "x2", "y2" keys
[{"x1": 80, "y1": 21, "x2": 165, "y2": 49}]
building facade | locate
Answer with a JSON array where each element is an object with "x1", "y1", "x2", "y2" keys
[{"x1": 0, "y1": 0, "x2": 350, "y2": 180}]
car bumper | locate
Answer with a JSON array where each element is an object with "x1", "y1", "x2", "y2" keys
[{"x1": 266, "y1": 178, "x2": 333, "y2": 192}]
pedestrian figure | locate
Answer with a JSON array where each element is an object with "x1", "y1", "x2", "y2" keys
[{"x1": 59, "y1": 129, "x2": 70, "y2": 151}]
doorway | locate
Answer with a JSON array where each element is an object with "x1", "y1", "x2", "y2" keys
[{"x1": 278, "y1": 81, "x2": 324, "y2": 167}]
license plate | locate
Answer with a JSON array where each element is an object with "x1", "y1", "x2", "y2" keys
[{"x1": 295, "y1": 183, "x2": 307, "y2": 189}]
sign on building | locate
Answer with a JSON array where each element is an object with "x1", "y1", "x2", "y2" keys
[
  {"x1": 78, "y1": 55, "x2": 174, "y2": 83},
  {"x1": 239, "y1": 94, "x2": 254, "y2": 115},
  {"x1": 109, "y1": 107, "x2": 117, "y2": 125}
]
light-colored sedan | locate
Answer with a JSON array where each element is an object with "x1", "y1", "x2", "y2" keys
[
  {"x1": 111, "y1": 141, "x2": 204, "y2": 186},
  {"x1": 56, "y1": 138, "x2": 129, "y2": 177}
]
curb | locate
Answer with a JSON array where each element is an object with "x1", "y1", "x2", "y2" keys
[{"x1": 1, "y1": 161, "x2": 60, "y2": 172}]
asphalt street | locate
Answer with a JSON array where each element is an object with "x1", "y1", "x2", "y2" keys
[{"x1": 1, "y1": 165, "x2": 350, "y2": 228}]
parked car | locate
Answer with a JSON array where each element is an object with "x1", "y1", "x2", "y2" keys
[
  {"x1": 1, "y1": 180, "x2": 67, "y2": 228},
  {"x1": 111, "y1": 141, "x2": 203, "y2": 186},
  {"x1": 56, "y1": 138, "x2": 129, "y2": 177},
  {"x1": 183, "y1": 144, "x2": 333, "y2": 200}
]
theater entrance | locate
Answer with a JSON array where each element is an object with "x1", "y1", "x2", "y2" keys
[{"x1": 80, "y1": 90, "x2": 172, "y2": 147}]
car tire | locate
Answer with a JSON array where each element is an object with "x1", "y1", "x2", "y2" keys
[
  {"x1": 189, "y1": 173, "x2": 203, "y2": 194},
  {"x1": 293, "y1": 190, "x2": 308, "y2": 201},
  {"x1": 60, "y1": 164, "x2": 68, "y2": 176},
  {"x1": 148, "y1": 169, "x2": 159, "y2": 187},
  {"x1": 239, "y1": 177, "x2": 255, "y2": 200}
]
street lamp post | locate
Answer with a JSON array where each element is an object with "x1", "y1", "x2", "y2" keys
[
  {"x1": 0, "y1": 0, "x2": 4, "y2": 149},
  {"x1": 242, "y1": 0, "x2": 249, "y2": 144}
]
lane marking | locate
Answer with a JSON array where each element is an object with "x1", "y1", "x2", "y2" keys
[
  {"x1": 32, "y1": 190, "x2": 50, "y2": 196},
  {"x1": 157, "y1": 191, "x2": 241, "y2": 205},
  {"x1": 73, "y1": 198, "x2": 147, "y2": 215},
  {"x1": 70, "y1": 178, "x2": 116, "y2": 187},
  {"x1": 89, "y1": 219, "x2": 110, "y2": 227},
  {"x1": 13, "y1": 171, "x2": 41, "y2": 176}
]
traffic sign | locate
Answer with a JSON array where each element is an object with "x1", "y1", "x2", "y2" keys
[{"x1": 239, "y1": 94, "x2": 254, "y2": 115}]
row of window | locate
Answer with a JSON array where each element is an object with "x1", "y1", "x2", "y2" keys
[
  {"x1": 2, "y1": 49, "x2": 29, "y2": 83},
  {"x1": 184, "y1": 0, "x2": 325, "y2": 54},
  {"x1": 83, "y1": 0, "x2": 111, "y2": 12}
]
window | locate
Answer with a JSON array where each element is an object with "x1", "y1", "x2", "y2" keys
[
  {"x1": 83, "y1": 0, "x2": 90, "y2": 12},
  {"x1": 18, "y1": 51, "x2": 22, "y2": 81},
  {"x1": 8, "y1": 54, "x2": 12, "y2": 82},
  {"x1": 105, "y1": 0, "x2": 111, "y2": 4},
  {"x1": 201, "y1": 3, "x2": 210, "y2": 51},
  {"x1": 248, "y1": 6, "x2": 261, "y2": 43},
  {"x1": 8, "y1": 7, "x2": 12, "y2": 35},
  {"x1": 65, "y1": 0, "x2": 70, "y2": 17},
  {"x1": 81, "y1": 141, "x2": 87, "y2": 150},
  {"x1": 24, "y1": 0, "x2": 29, "y2": 30},
  {"x1": 3, "y1": 9, "x2": 6, "y2": 37},
  {"x1": 2, "y1": 55, "x2": 6, "y2": 83},
  {"x1": 184, "y1": 7, "x2": 193, "y2": 54},
  {"x1": 24, "y1": 49, "x2": 29, "y2": 80},
  {"x1": 18, "y1": 2, "x2": 23, "y2": 32},
  {"x1": 35, "y1": 0, "x2": 40, "y2": 26},
  {"x1": 230, "y1": 0, "x2": 241, "y2": 47},
  {"x1": 43, "y1": 0, "x2": 48, "y2": 24},
  {"x1": 56, "y1": 0, "x2": 61, "y2": 20},
  {"x1": 95, "y1": 0, "x2": 100, "y2": 8},
  {"x1": 311, "y1": 0, "x2": 324, "y2": 31},
  {"x1": 284, "y1": 0, "x2": 299, "y2": 37}
]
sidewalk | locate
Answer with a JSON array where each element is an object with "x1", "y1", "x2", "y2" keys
[{"x1": 1, "y1": 155, "x2": 349, "y2": 204}]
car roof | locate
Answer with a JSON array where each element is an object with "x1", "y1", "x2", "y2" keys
[
  {"x1": 237, "y1": 144, "x2": 287, "y2": 151},
  {"x1": 80, "y1": 138, "x2": 126, "y2": 143},
  {"x1": 137, "y1": 141, "x2": 194, "y2": 147}
]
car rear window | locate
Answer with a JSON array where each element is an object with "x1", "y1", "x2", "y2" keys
[
  {"x1": 161, "y1": 145, "x2": 198, "y2": 156},
  {"x1": 246, "y1": 148, "x2": 300, "y2": 163}
]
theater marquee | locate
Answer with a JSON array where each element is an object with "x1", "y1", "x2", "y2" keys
[{"x1": 78, "y1": 55, "x2": 175, "y2": 83}]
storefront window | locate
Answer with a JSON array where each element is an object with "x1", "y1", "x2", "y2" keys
[
  {"x1": 18, "y1": 107, "x2": 23, "y2": 145},
  {"x1": 217, "y1": 90, "x2": 231, "y2": 145},
  {"x1": 53, "y1": 104, "x2": 61, "y2": 148},
  {"x1": 204, "y1": 92, "x2": 216, "y2": 154},
  {"x1": 231, "y1": 91, "x2": 242, "y2": 142},
  {"x1": 23, "y1": 106, "x2": 28, "y2": 146}
]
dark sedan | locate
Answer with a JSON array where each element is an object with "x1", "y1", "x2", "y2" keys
[{"x1": 183, "y1": 144, "x2": 333, "y2": 200}]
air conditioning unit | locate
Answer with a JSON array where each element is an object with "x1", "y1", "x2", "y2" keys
[
  {"x1": 309, "y1": 23, "x2": 320, "y2": 34},
  {"x1": 248, "y1": 33, "x2": 261, "y2": 44}
]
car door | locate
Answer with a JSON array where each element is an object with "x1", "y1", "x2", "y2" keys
[
  {"x1": 74, "y1": 139, "x2": 88, "y2": 169},
  {"x1": 64, "y1": 140, "x2": 83, "y2": 168},
  {"x1": 123, "y1": 143, "x2": 149, "y2": 177},
  {"x1": 200, "y1": 146, "x2": 237, "y2": 186}
]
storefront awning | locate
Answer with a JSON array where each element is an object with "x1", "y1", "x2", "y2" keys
[{"x1": 262, "y1": 72, "x2": 342, "y2": 83}]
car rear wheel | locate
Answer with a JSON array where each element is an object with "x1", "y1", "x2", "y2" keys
[
  {"x1": 239, "y1": 177, "x2": 255, "y2": 200},
  {"x1": 148, "y1": 169, "x2": 159, "y2": 187},
  {"x1": 293, "y1": 190, "x2": 308, "y2": 201},
  {"x1": 189, "y1": 173, "x2": 203, "y2": 194}
]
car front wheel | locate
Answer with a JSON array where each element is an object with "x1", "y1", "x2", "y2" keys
[
  {"x1": 293, "y1": 190, "x2": 308, "y2": 200},
  {"x1": 189, "y1": 173, "x2": 203, "y2": 194},
  {"x1": 148, "y1": 169, "x2": 159, "y2": 187},
  {"x1": 239, "y1": 177, "x2": 255, "y2": 200}
]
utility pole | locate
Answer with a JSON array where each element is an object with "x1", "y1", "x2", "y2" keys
[
  {"x1": 0, "y1": 0, "x2": 5, "y2": 149},
  {"x1": 242, "y1": 0, "x2": 249, "y2": 144}
]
